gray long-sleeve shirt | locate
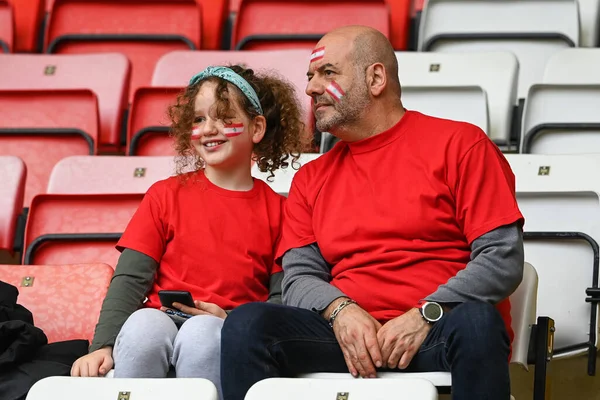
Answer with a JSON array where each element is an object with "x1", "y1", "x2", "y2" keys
[
  {"x1": 90, "y1": 249, "x2": 283, "y2": 352},
  {"x1": 281, "y1": 222, "x2": 524, "y2": 314}
]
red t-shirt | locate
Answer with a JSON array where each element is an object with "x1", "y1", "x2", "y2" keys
[
  {"x1": 118, "y1": 171, "x2": 285, "y2": 310},
  {"x1": 277, "y1": 110, "x2": 524, "y2": 341}
]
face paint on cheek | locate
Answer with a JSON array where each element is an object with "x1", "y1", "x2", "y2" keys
[
  {"x1": 326, "y1": 81, "x2": 345, "y2": 103},
  {"x1": 310, "y1": 47, "x2": 325, "y2": 63},
  {"x1": 223, "y1": 123, "x2": 245, "y2": 138},
  {"x1": 191, "y1": 127, "x2": 201, "y2": 141}
]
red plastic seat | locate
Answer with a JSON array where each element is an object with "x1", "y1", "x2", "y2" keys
[
  {"x1": 386, "y1": 0, "x2": 412, "y2": 50},
  {"x1": 232, "y1": 0, "x2": 389, "y2": 50},
  {"x1": 0, "y1": 53, "x2": 130, "y2": 153},
  {"x1": 0, "y1": 263, "x2": 113, "y2": 343},
  {"x1": 196, "y1": 0, "x2": 228, "y2": 49},
  {"x1": 0, "y1": 156, "x2": 25, "y2": 254},
  {"x1": 48, "y1": 156, "x2": 175, "y2": 194},
  {"x1": 7, "y1": 0, "x2": 44, "y2": 52},
  {"x1": 127, "y1": 87, "x2": 182, "y2": 156},
  {"x1": 152, "y1": 50, "x2": 313, "y2": 130},
  {"x1": 23, "y1": 193, "x2": 144, "y2": 267},
  {"x1": 45, "y1": 0, "x2": 201, "y2": 101},
  {"x1": 0, "y1": 1, "x2": 14, "y2": 52},
  {"x1": 0, "y1": 89, "x2": 99, "y2": 206}
]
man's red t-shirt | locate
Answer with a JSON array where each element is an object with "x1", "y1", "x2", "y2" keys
[
  {"x1": 277, "y1": 110, "x2": 524, "y2": 341},
  {"x1": 118, "y1": 171, "x2": 285, "y2": 310}
]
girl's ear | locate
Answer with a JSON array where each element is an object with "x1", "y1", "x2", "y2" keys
[{"x1": 251, "y1": 115, "x2": 267, "y2": 144}]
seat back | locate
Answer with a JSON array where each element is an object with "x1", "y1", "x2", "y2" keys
[
  {"x1": 251, "y1": 153, "x2": 321, "y2": 196},
  {"x1": 395, "y1": 51, "x2": 518, "y2": 144},
  {"x1": 245, "y1": 378, "x2": 438, "y2": 400},
  {"x1": 0, "y1": 53, "x2": 130, "y2": 152},
  {"x1": 233, "y1": 0, "x2": 389, "y2": 50},
  {"x1": 23, "y1": 193, "x2": 144, "y2": 267},
  {"x1": 578, "y1": 0, "x2": 600, "y2": 47},
  {"x1": 418, "y1": 0, "x2": 580, "y2": 98},
  {"x1": 48, "y1": 156, "x2": 175, "y2": 194},
  {"x1": 544, "y1": 48, "x2": 600, "y2": 84},
  {"x1": 26, "y1": 377, "x2": 219, "y2": 400},
  {"x1": 521, "y1": 84, "x2": 600, "y2": 154},
  {"x1": 509, "y1": 262, "x2": 539, "y2": 368},
  {"x1": 0, "y1": 263, "x2": 113, "y2": 343},
  {"x1": 0, "y1": 1, "x2": 13, "y2": 52},
  {"x1": 45, "y1": 0, "x2": 201, "y2": 100},
  {"x1": 128, "y1": 87, "x2": 181, "y2": 156},
  {"x1": 0, "y1": 89, "x2": 99, "y2": 206},
  {"x1": 506, "y1": 154, "x2": 600, "y2": 358},
  {"x1": 196, "y1": 0, "x2": 227, "y2": 49},
  {"x1": 7, "y1": 0, "x2": 44, "y2": 52},
  {"x1": 152, "y1": 50, "x2": 313, "y2": 126},
  {"x1": 0, "y1": 156, "x2": 25, "y2": 253}
]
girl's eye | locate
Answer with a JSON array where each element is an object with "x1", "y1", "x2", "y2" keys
[{"x1": 193, "y1": 116, "x2": 205, "y2": 124}]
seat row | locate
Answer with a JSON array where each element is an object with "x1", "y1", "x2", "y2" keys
[{"x1": 0, "y1": 152, "x2": 599, "y2": 380}]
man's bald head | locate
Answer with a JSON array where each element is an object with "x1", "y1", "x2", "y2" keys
[{"x1": 319, "y1": 26, "x2": 401, "y2": 97}]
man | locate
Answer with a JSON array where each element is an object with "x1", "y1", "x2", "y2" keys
[{"x1": 220, "y1": 26, "x2": 524, "y2": 400}]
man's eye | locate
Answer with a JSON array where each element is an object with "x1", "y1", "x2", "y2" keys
[{"x1": 325, "y1": 70, "x2": 334, "y2": 76}]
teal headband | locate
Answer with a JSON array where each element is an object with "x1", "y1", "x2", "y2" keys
[{"x1": 189, "y1": 66, "x2": 264, "y2": 115}]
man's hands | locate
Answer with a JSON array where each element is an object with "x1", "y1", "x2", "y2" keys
[
  {"x1": 326, "y1": 301, "x2": 433, "y2": 377},
  {"x1": 161, "y1": 300, "x2": 228, "y2": 319},
  {"x1": 377, "y1": 308, "x2": 432, "y2": 369},
  {"x1": 329, "y1": 300, "x2": 383, "y2": 378}
]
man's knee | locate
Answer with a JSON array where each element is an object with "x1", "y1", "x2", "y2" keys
[{"x1": 222, "y1": 302, "x2": 285, "y2": 346}]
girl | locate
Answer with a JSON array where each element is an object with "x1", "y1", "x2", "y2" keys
[{"x1": 71, "y1": 65, "x2": 307, "y2": 399}]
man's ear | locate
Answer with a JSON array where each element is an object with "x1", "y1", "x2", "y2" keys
[
  {"x1": 251, "y1": 115, "x2": 267, "y2": 144},
  {"x1": 366, "y1": 63, "x2": 387, "y2": 97}
]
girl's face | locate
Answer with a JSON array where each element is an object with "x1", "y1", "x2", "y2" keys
[{"x1": 191, "y1": 81, "x2": 265, "y2": 170}]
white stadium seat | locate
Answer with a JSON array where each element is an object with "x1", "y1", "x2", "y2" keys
[
  {"x1": 520, "y1": 49, "x2": 600, "y2": 154},
  {"x1": 396, "y1": 51, "x2": 518, "y2": 145},
  {"x1": 251, "y1": 153, "x2": 321, "y2": 196},
  {"x1": 418, "y1": 0, "x2": 580, "y2": 98},
  {"x1": 245, "y1": 377, "x2": 439, "y2": 400},
  {"x1": 26, "y1": 377, "x2": 218, "y2": 400},
  {"x1": 578, "y1": 0, "x2": 600, "y2": 47},
  {"x1": 507, "y1": 154, "x2": 600, "y2": 375}
]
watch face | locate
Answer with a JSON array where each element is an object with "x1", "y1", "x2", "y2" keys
[{"x1": 423, "y1": 302, "x2": 443, "y2": 322}]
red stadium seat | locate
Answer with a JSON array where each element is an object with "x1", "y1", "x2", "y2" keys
[
  {"x1": 45, "y1": 0, "x2": 202, "y2": 101},
  {"x1": 232, "y1": 0, "x2": 390, "y2": 50},
  {"x1": 0, "y1": 263, "x2": 113, "y2": 343},
  {"x1": 48, "y1": 156, "x2": 175, "y2": 194},
  {"x1": 0, "y1": 53, "x2": 130, "y2": 153},
  {"x1": 0, "y1": 1, "x2": 14, "y2": 52},
  {"x1": 386, "y1": 0, "x2": 412, "y2": 50},
  {"x1": 0, "y1": 89, "x2": 99, "y2": 206},
  {"x1": 152, "y1": 50, "x2": 313, "y2": 131},
  {"x1": 128, "y1": 87, "x2": 182, "y2": 156},
  {"x1": 230, "y1": 0, "x2": 241, "y2": 13},
  {"x1": 196, "y1": 0, "x2": 228, "y2": 49},
  {"x1": 0, "y1": 156, "x2": 25, "y2": 254},
  {"x1": 7, "y1": 0, "x2": 44, "y2": 52},
  {"x1": 23, "y1": 193, "x2": 144, "y2": 267}
]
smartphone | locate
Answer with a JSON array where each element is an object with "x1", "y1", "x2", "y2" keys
[{"x1": 158, "y1": 290, "x2": 195, "y2": 308}]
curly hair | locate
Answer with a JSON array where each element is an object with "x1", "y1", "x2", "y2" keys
[{"x1": 167, "y1": 64, "x2": 311, "y2": 180}]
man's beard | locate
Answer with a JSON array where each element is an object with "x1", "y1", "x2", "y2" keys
[{"x1": 315, "y1": 82, "x2": 370, "y2": 134}]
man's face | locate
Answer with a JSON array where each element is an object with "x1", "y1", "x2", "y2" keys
[{"x1": 306, "y1": 37, "x2": 370, "y2": 134}]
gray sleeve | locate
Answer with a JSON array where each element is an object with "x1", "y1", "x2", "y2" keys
[
  {"x1": 282, "y1": 243, "x2": 346, "y2": 312},
  {"x1": 266, "y1": 272, "x2": 283, "y2": 305},
  {"x1": 426, "y1": 222, "x2": 524, "y2": 305},
  {"x1": 89, "y1": 249, "x2": 158, "y2": 352}
]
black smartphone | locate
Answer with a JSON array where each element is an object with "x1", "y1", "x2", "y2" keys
[{"x1": 158, "y1": 290, "x2": 195, "y2": 308}]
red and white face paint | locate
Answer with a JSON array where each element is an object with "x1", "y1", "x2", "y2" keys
[
  {"x1": 223, "y1": 123, "x2": 244, "y2": 138},
  {"x1": 191, "y1": 127, "x2": 202, "y2": 141},
  {"x1": 310, "y1": 47, "x2": 325, "y2": 63},
  {"x1": 326, "y1": 81, "x2": 345, "y2": 102}
]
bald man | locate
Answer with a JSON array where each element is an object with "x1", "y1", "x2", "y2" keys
[{"x1": 220, "y1": 26, "x2": 524, "y2": 400}]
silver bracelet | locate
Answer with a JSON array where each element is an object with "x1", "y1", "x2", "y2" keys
[{"x1": 328, "y1": 299, "x2": 357, "y2": 327}]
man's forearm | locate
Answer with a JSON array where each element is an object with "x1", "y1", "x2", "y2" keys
[
  {"x1": 282, "y1": 243, "x2": 347, "y2": 314},
  {"x1": 426, "y1": 222, "x2": 524, "y2": 305}
]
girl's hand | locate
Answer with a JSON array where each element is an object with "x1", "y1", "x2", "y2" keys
[
  {"x1": 71, "y1": 347, "x2": 113, "y2": 377},
  {"x1": 164, "y1": 300, "x2": 228, "y2": 319}
]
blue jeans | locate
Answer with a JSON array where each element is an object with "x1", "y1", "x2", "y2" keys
[{"x1": 221, "y1": 301, "x2": 511, "y2": 400}]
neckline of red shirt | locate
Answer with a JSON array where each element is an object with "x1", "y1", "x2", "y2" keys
[
  {"x1": 196, "y1": 170, "x2": 261, "y2": 199},
  {"x1": 346, "y1": 109, "x2": 415, "y2": 155}
]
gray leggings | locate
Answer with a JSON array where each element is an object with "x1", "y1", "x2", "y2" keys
[{"x1": 113, "y1": 308, "x2": 224, "y2": 399}]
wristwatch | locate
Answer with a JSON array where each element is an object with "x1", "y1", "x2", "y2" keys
[{"x1": 419, "y1": 301, "x2": 444, "y2": 324}]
